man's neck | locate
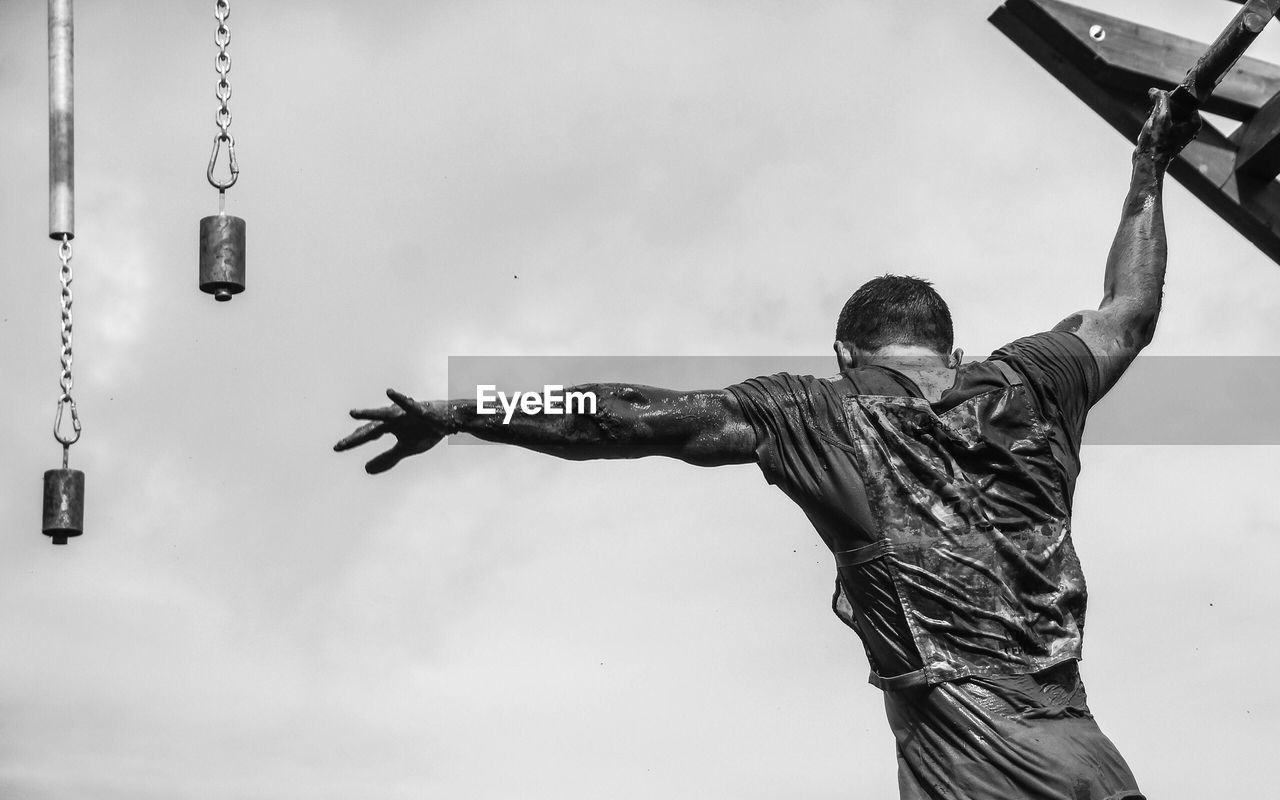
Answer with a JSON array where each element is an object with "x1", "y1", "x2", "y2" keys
[
  {"x1": 851, "y1": 347, "x2": 957, "y2": 402},
  {"x1": 861, "y1": 345, "x2": 950, "y2": 367}
]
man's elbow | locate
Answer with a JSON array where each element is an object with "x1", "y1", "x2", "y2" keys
[
  {"x1": 1099, "y1": 298, "x2": 1159, "y2": 351},
  {"x1": 1124, "y1": 305, "x2": 1159, "y2": 349}
]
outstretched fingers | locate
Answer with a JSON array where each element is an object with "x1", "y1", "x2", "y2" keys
[
  {"x1": 349, "y1": 405, "x2": 404, "y2": 421},
  {"x1": 335, "y1": 390, "x2": 442, "y2": 470},
  {"x1": 334, "y1": 420, "x2": 389, "y2": 452},
  {"x1": 386, "y1": 388, "x2": 424, "y2": 415},
  {"x1": 364, "y1": 444, "x2": 410, "y2": 475}
]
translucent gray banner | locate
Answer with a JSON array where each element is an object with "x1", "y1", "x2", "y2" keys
[{"x1": 447, "y1": 356, "x2": 1280, "y2": 445}]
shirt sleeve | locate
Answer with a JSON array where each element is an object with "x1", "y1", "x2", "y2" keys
[
  {"x1": 990, "y1": 331, "x2": 1101, "y2": 453},
  {"x1": 725, "y1": 373, "x2": 837, "y2": 497}
]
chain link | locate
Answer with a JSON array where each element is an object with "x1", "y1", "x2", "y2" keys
[
  {"x1": 207, "y1": 0, "x2": 238, "y2": 191},
  {"x1": 53, "y1": 235, "x2": 81, "y2": 450}
]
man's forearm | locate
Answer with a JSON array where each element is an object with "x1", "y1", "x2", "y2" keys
[
  {"x1": 1052, "y1": 90, "x2": 1198, "y2": 394},
  {"x1": 1100, "y1": 151, "x2": 1168, "y2": 343},
  {"x1": 442, "y1": 383, "x2": 756, "y2": 465}
]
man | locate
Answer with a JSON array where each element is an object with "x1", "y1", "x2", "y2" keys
[{"x1": 336, "y1": 91, "x2": 1200, "y2": 799}]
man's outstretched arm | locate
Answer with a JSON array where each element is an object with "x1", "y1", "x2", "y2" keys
[
  {"x1": 1054, "y1": 89, "x2": 1202, "y2": 393},
  {"x1": 334, "y1": 385, "x2": 758, "y2": 474}
]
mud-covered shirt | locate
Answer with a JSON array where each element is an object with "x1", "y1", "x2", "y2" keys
[
  {"x1": 727, "y1": 332, "x2": 1144, "y2": 800},
  {"x1": 728, "y1": 331, "x2": 1097, "y2": 551}
]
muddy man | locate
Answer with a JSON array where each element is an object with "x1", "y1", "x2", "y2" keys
[{"x1": 337, "y1": 90, "x2": 1201, "y2": 799}]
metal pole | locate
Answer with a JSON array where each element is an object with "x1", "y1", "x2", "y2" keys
[{"x1": 49, "y1": 0, "x2": 74, "y2": 240}]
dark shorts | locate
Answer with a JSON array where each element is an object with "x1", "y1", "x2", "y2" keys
[{"x1": 885, "y1": 662, "x2": 1144, "y2": 800}]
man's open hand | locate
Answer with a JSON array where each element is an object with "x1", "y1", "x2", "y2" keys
[
  {"x1": 334, "y1": 389, "x2": 452, "y2": 474},
  {"x1": 1136, "y1": 87, "x2": 1202, "y2": 165}
]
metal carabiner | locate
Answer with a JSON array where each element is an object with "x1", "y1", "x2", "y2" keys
[
  {"x1": 207, "y1": 132, "x2": 239, "y2": 191},
  {"x1": 54, "y1": 395, "x2": 82, "y2": 448}
]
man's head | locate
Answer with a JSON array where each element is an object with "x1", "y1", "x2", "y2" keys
[{"x1": 834, "y1": 275, "x2": 956, "y2": 366}]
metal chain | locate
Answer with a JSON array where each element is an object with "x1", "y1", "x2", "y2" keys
[
  {"x1": 207, "y1": 0, "x2": 238, "y2": 193},
  {"x1": 53, "y1": 235, "x2": 81, "y2": 461}
]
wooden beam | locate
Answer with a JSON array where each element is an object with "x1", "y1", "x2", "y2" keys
[
  {"x1": 1233, "y1": 90, "x2": 1280, "y2": 178},
  {"x1": 1003, "y1": 0, "x2": 1280, "y2": 120},
  {"x1": 991, "y1": 0, "x2": 1280, "y2": 265},
  {"x1": 1175, "y1": 0, "x2": 1280, "y2": 108}
]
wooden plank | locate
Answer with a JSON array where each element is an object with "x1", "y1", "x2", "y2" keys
[
  {"x1": 991, "y1": 4, "x2": 1146, "y2": 139},
  {"x1": 1005, "y1": 0, "x2": 1280, "y2": 120},
  {"x1": 1233, "y1": 86, "x2": 1280, "y2": 178},
  {"x1": 991, "y1": 2, "x2": 1280, "y2": 265},
  {"x1": 1177, "y1": 125, "x2": 1280, "y2": 266}
]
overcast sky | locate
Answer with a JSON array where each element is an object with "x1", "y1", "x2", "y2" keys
[{"x1": 2, "y1": 1, "x2": 1279, "y2": 798}]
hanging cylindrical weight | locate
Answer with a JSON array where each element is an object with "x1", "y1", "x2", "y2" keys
[
  {"x1": 48, "y1": 0, "x2": 74, "y2": 240},
  {"x1": 199, "y1": 213, "x2": 246, "y2": 301},
  {"x1": 42, "y1": 468, "x2": 84, "y2": 545}
]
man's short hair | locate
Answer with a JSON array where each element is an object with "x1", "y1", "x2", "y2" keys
[{"x1": 835, "y1": 275, "x2": 954, "y2": 353}]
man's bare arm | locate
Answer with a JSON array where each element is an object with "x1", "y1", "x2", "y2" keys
[
  {"x1": 1053, "y1": 89, "x2": 1201, "y2": 393},
  {"x1": 334, "y1": 384, "x2": 758, "y2": 474}
]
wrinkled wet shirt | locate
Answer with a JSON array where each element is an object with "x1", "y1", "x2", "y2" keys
[{"x1": 728, "y1": 332, "x2": 1144, "y2": 800}]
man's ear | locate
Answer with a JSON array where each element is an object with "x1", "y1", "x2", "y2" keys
[
  {"x1": 949, "y1": 347, "x2": 964, "y2": 369},
  {"x1": 834, "y1": 340, "x2": 857, "y2": 371}
]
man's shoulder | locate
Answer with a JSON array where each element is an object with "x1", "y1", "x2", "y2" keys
[
  {"x1": 727, "y1": 373, "x2": 851, "y2": 421},
  {"x1": 732, "y1": 372, "x2": 845, "y2": 393},
  {"x1": 990, "y1": 331, "x2": 1098, "y2": 371}
]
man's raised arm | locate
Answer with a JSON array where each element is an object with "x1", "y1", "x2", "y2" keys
[
  {"x1": 1053, "y1": 89, "x2": 1202, "y2": 393},
  {"x1": 334, "y1": 384, "x2": 758, "y2": 474}
]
